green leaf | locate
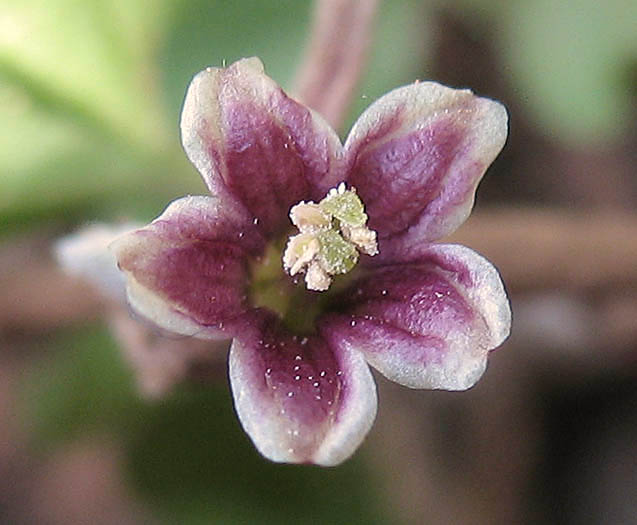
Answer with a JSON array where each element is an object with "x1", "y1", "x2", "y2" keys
[
  {"x1": 0, "y1": 0, "x2": 170, "y2": 148},
  {"x1": 348, "y1": 0, "x2": 431, "y2": 133},
  {"x1": 126, "y1": 385, "x2": 388, "y2": 525},
  {"x1": 22, "y1": 325, "x2": 142, "y2": 449},
  {"x1": 0, "y1": 83, "x2": 198, "y2": 232},
  {"x1": 501, "y1": 0, "x2": 637, "y2": 145},
  {"x1": 159, "y1": 0, "x2": 313, "y2": 124}
]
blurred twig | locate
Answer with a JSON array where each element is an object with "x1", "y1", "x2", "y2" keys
[
  {"x1": 0, "y1": 234, "x2": 104, "y2": 337},
  {"x1": 448, "y1": 207, "x2": 637, "y2": 292},
  {"x1": 292, "y1": 0, "x2": 379, "y2": 131},
  {"x1": 3, "y1": 207, "x2": 637, "y2": 335}
]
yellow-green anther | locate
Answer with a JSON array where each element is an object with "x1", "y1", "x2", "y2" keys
[
  {"x1": 317, "y1": 230, "x2": 359, "y2": 275},
  {"x1": 319, "y1": 183, "x2": 367, "y2": 228}
]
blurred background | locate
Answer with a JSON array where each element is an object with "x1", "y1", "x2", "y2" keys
[{"x1": 1, "y1": 0, "x2": 636, "y2": 523}]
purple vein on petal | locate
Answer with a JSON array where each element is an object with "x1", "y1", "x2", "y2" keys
[
  {"x1": 344, "y1": 81, "x2": 508, "y2": 249},
  {"x1": 321, "y1": 244, "x2": 510, "y2": 391},
  {"x1": 111, "y1": 196, "x2": 262, "y2": 339},
  {"x1": 229, "y1": 312, "x2": 376, "y2": 465},
  {"x1": 181, "y1": 58, "x2": 345, "y2": 238},
  {"x1": 349, "y1": 119, "x2": 460, "y2": 238}
]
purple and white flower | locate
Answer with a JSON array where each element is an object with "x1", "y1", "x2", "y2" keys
[{"x1": 111, "y1": 57, "x2": 511, "y2": 465}]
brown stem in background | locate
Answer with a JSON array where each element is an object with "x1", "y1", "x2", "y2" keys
[
  {"x1": 292, "y1": 0, "x2": 379, "y2": 131},
  {"x1": 447, "y1": 207, "x2": 637, "y2": 292},
  {"x1": 3, "y1": 208, "x2": 637, "y2": 338}
]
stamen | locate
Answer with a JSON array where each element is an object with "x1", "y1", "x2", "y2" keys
[
  {"x1": 341, "y1": 225, "x2": 378, "y2": 256},
  {"x1": 305, "y1": 261, "x2": 331, "y2": 291},
  {"x1": 283, "y1": 233, "x2": 320, "y2": 275},
  {"x1": 289, "y1": 202, "x2": 331, "y2": 233},
  {"x1": 282, "y1": 183, "x2": 378, "y2": 291}
]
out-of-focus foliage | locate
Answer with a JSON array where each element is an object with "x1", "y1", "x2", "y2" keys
[
  {"x1": 1, "y1": 0, "x2": 178, "y2": 229},
  {"x1": 24, "y1": 326, "x2": 387, "y2": 524},
  {"x1": 3, "y1": 0, "x2": 633, "y2": 232},
  {"x1": 502, "y1": 0, "x2": 636, "y2": 145},
  {"x1": 451, "y1": 0, "x2": 636, "y2": 145},
  {"x1": 0, "y1": 0, "x2": 432, "y2": 232},
  {"x1": 0, "y1": 0, "x2": 314, "y2": 230}
]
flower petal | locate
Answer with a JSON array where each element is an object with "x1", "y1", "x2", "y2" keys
[
  {"x1": 321, "y1": 244, "x2": 510, "y2": 390},
  {"x1": 344, "y1": 81, "x2": 507, "y2": 248},
  {"x1": 229, "y1": 312, "x2": 377, "y2": 465},
  {"x1": 55, "y1": 222, "x2": 141, "y2": 303},
  {"x1": 181, "y1": 57, "x2": 344, "y2": 237},
  {"x1": 111, "y1": 195, "x2": 264, "y2": 339}
]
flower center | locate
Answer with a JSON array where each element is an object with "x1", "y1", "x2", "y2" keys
[
  {"x1": 249, "y1": 183, "x2": 377, "y2": 334},
  {"x1": 282, "y1": 183, "x2": 378, "y2": 291}
]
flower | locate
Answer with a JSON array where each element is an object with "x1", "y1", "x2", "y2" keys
[
  {"x1": 111, "y1": 57, "x2": 511, "y2": 465},
  {"x1": 55, "y1": 223, "x2": 139, "y2": 304},
  {"x1": 55, "y1": 223, "x2": 227, "y2": 398}
]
